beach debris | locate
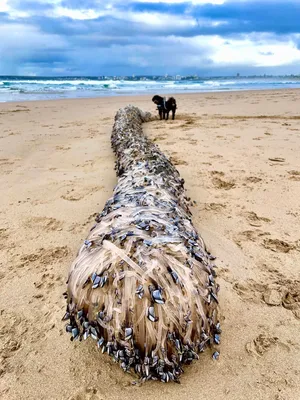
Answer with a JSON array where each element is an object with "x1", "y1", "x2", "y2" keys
[
  {"x1": 268, "y1": 157, "x2": 285, "y2": 163},
  {"x1": 63, "y1": 105, "x2": 220, "y2": 383}
]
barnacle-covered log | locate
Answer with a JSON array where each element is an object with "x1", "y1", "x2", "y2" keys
[{"x1": 64, "y1": 106, "x2": 220, "y2": 383}]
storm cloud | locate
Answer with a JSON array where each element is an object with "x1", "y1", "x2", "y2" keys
[{"x1": 1, "y1": 0, "x2": 300, "y2": 75}]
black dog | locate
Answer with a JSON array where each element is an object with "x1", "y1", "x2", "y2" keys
[{"x1": 152, "y1": 95, "x2": 177, "y2": 120}]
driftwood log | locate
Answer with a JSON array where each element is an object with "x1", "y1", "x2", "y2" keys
[{"x1": 63, "y1": 106, "x2": 220, "y2": 383}]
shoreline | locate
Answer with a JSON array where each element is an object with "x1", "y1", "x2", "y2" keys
[
  {"x1": 1, "y1": 89, "x2": 299, "y2": 399},
  {"x1": 1, "y1": 86, "x2": 300, "y2": 105}
]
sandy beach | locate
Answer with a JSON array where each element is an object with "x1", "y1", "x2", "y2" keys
[{"x1": 0, "y1": 89, "x2": 300, "y2": 400}]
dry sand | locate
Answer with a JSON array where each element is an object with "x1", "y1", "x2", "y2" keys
[{"x1": 0, "y1": 90, "x2": 299, "y2": 400}]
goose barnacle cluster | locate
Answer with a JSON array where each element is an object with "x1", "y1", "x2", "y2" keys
[{"x1": 63, "y1": 105, "x2": 220, "y2": 383}]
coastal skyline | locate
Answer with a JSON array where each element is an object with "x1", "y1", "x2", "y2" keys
[{"x1": 1, "y1": 0, "x2": 300, "y2": 76}]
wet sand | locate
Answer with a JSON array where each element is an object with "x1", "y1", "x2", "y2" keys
[{"x1": 0, "y1": 90, "x2": 300, "y2": 400}]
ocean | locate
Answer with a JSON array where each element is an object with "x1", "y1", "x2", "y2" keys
[{"x1": 1, "y1": 76, "x2": 300, "y2": 102}]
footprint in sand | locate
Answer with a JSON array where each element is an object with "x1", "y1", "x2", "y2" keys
[
  {"x1": 170, "y1": 155, "x2": 188, "y2": 166},
  {"x1": 0, "y1": 108, "x2": 29, "y2": 115},
  {"x1": 17, "y1": 246, "x2": 70, "y2": 269},
  {"x1": 0, "y1": 228, "x2": 8, "y2": 240},
  {"x1": 68, "y1": 387, "x2": 104, "y2": 400},
  {"x1": 0, "y1": 158, "x2": 15, "y2": 172},
  {"x1": 0, "y1": 228, "x2": 12, "y2": 250},
  {"x1": 245, "y1": 334, "x2": 286, "y2": 356},
  {"x1": 288, "y1": 170, "x2": 300, "y2": 181},
  {"x1": 61, "y1": 185, "x2": 103, "y2": 202},
  {"x1": 211, "y1": 170, "x2": 225, "y2": 176},
  {"x1": 178, "y1": 136, "x2": 194, "y2": 141},
  {"x1": 262, "y1": 238, "x2": 296, "y2": 253},
  {"x1": 24, "y1": 217, "x2": 64, "y2": 232},
  {"x1": 211, "y1": 172, "x2": 235, "y2": 190},
  {"x1": 165, "y1": 141, "x2": 176, "y2": 146},
  {"x1": 233, "y1": 280, "x2": 266, "y2": 303},
  {"x1": 56, "y1": 145, "x2": 71, "y2": 151},
  {"x1": 68, "y1": 212, "x2": 98, "y2": 234},
  {"x1": 234, "y1": 229, "x2": 270, "y2": 248},
  {"x1": 245, "y1": 176, "x2": 262, "y2": 184},
  {"x1": 209, "y1": 154, "x2": 223, "y2": 160},
  {"x1": 0, "y1": 310, "x2": 30, "y2": 376},
  {"x1": 234, "y1": 275, "x2": 300, "y2": 320},
  {"x1": 153, "y1": 134, "x2": 168, "y2": 141},
  {"x1": 87, "y1": 129, "x2": 106, "y2": 138},
  {"x1": 243, "y1": 211, "x2": 271, "y2": 227},
  {"x1": 281, "y1": 282, "x2": 300, "y2": 320},
  {"x1": 34, "y1": 272, "x2": 63, "y2": 291},
  {"x1": 204, "y1": 203, "x2": 227, "y2": 212},
  {"x1": 67, "y1": 223, "x2": 87, "y2": 234},
  {"x1": 175, "y1": 114, "x2": 197, "y2": 121},
  {"x1": 180, "y1": 123, "x2": 198, "y2": 131}
]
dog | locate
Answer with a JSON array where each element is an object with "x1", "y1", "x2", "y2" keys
[{"x1": 152, "y1": 95, "x2": 177, "y2": 120}]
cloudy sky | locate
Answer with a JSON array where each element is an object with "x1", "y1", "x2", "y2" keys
[{"x1": 1, "y1": 0, "x2": 300, "y2": 76}]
